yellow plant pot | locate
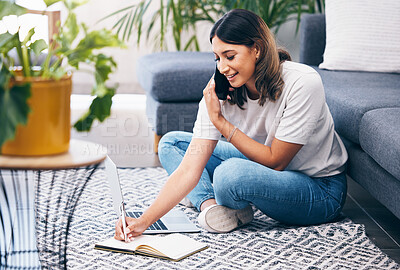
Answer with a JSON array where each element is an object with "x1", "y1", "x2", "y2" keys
[{"x1": 2, "y1": 74, "x2": 72, "y2": 156}]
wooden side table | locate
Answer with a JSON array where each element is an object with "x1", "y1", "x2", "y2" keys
[{"x1": 0, "y1": 139, "x2": 106, "y2": 269}]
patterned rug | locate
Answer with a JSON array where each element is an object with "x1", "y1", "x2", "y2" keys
[{"x1": 35, "y1": 167, "x2": 400, "y2": 270}]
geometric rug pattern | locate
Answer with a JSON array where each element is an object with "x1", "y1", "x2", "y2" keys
[{"x1": 35, "y1": 168, "x2": 400, "y2": 269}]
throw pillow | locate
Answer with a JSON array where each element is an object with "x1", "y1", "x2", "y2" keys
[{"x1": 319, "y1": 0, "x2": 400, "y2": 73}]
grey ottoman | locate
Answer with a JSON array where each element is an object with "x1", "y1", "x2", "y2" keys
[{"x1": 137, "y1": 52, "x2": 215, "y2": 151}]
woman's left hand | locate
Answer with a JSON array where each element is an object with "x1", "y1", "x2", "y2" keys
[{"x1": 203, "y1": 76, "x2": 224, "y2": 125}]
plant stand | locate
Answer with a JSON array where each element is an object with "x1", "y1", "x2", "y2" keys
[{"x1": 0, "y1": 140, "x2": 106, "y2": 269}]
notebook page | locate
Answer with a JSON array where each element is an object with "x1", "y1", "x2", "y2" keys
[
  {"x1": 143, "y1": 234, "x2": 207, "y2": 260},
  {"x1": 96, "y1": 235, "x2": 155, "y2": 251}
]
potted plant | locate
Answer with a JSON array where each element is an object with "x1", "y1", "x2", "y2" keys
[
  {"x1": 0, "y1": 0, "x2": 124, "y2": 155},
  {"x1": 103, "y1": 0, "x2": 324, "y2": 52}
]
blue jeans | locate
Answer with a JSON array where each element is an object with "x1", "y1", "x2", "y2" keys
[{"x1": 158, "y1": 131, "x2": 347, "y2": 226}]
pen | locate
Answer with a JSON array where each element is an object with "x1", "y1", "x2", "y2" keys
[
  {"x1": 122, "y1": 214, "x2": 128, "y2": 242},
  {"x1": 120, "y1": 203, "x2": 128, "y2": 242}
]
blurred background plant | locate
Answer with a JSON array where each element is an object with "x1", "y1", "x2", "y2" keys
[
  {"x1": 103, "y1": 0, "x2": 324, "y2": 51},
  {"x1": 0, "y1": 0, "x2": 125, "y2": 149}
]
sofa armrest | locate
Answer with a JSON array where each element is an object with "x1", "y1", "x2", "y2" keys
[
  {"x1": 137, "y1": 52, "x2": 214, "y2": 102},
  {"x1": 299, "y1": 14, "x2": 326, "y2": 66}
]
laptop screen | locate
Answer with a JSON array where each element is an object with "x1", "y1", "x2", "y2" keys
[{"x1": 104, "y1": 156, "x2": 125, "y2": 217}]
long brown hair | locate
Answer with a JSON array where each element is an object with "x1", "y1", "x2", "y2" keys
[{"x1": 210, "y1": 9, "x2": 290, "y2": 108}]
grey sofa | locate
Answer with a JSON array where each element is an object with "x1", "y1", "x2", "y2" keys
[
  {"x1": 137, "y1": 52, "x2": 214, "y2": 147},
  {"x1": 138, "y1": 14, "x2": 400, "y2": 220},
  {"x1": 300, "y1": 14, "x2": 400, "y2": 219}
]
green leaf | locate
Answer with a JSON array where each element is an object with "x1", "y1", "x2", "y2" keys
[
  {"x1": 0, "y1": 63, "x2": 11, "y2": 89},
  {"x1": 0, "y1": 79, "x2": 31, "y2": 151},
  {"x1": 0, "y1": 32, "x2": 18, "y2": 55},
  {"x1": 51, "y1": 66, "x2": 67, "y2": 80},
  {"x1": 16, "y1": 31, "x2": 32, "y2": 76},
  {"x1": 97, "y1": 4, "x2": 136, "y2": 24},
  {"x1": 64, "y1": 12, "x2": 79, "y2": 43},
  {"x1": 122, "y1": 10, "x2": 133, "y2": 41},
  {"x1": 77, "y1": 29, "x2": 124, "y2": 50},
  {"x1": 91, "y1": 83, "x2": 108, "y2": 97},
  {"x1": 45, "y1": 0, "x2": 89, "y2": 10},
  {"x1": 43, "y1": 0, "x2": 62, "y2": 7},
  {"x1": 73, "y1": 92, "x2": 114, "y2": 131},
  {"x1": 0, "y1": 2, "x2": 26, "y2": 20},
  {"x1": 94, "y1": 54, "x2": 116, "y2": 83},
  {"x1": 64, "y1": 0, "x2": 89, "y2": 10},
  {"x1": 22, "y1": 28, "x2": 35, "y2": 46},
  {"x1": 183, "y1": 34, "x2": 199, "y2": 51},
  {"x1": 67, "y1": 29, "x2": 124, "y2": 68},
  {"x1": 30, "y1": 39, "x2": 48, "y2": 56}
]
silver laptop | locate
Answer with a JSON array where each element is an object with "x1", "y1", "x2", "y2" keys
[{"x1": 104, "y1": 156, "x2": 199, "y2": 234}]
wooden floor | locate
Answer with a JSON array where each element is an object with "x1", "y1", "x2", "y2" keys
[{"x1": 342, "y1": 177, "x2": 400, "y2": 263}]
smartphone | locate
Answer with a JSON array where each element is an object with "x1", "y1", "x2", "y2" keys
[{"x1": 214, "y1": 65, "x2": 231, "y2": 100}]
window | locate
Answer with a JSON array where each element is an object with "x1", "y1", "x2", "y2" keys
[{"x1": 0, "y1": 0, "x2": 60, "y2": 44}]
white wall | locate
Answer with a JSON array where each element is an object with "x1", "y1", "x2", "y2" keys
[{"x1": 70, "y1": 0, "x2": 154, "y2": 94}]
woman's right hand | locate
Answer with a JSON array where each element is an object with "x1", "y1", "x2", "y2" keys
[{"x1": 114, "y1": 216, "x2": 149, "y2": 242}]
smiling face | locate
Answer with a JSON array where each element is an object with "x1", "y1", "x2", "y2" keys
[{"x1": 212, "y1": 36, "x2": 259, "y2": 95}]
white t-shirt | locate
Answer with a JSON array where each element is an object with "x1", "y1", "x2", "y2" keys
[{"x1": 193, "y1": 61, "x2": 348, "y2": 178}]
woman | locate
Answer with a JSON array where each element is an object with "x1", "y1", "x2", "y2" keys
[{"x1": 115, "y1": 9, "x2": 348, "y2": 240}]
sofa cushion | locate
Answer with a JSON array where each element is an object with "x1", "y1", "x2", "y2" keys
[
  {"x1": 299, "y1": 14, "x2": 325, "y2": 66},
  {"x1": 146, "y1": 94, "x2": 199, "y2": 135},
  {"x1": 319, "y1": 0, "x2": 400, "y2": 73},
  {"x1": 137, "y1": 52, "x2": 214, "y2": 102},
  {"x1": 313, "y1": 67, "x2": 400, "y2": 144},
  {"x1": 359, "y1": 108, "x2": 400, "y2": 180}
]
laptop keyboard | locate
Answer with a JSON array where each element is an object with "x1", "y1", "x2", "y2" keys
[{"x1": 127, "y1": 211, "x2": 168, "y2": 230}]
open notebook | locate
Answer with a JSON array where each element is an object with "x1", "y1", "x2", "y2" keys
[{"x1": 94, "y1": 233, "x2": 208, "y2": 261}]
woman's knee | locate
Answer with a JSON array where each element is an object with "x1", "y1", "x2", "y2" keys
[
  {"x1": 213, "y1": 158, "x2": 246, "y2": 195},
  {"x1": 213, "y1": 158, "x2": 251, "y2": 208},
  {"x1": 158, "y1": 131, "x2": 193, "y2": 174},
  {"x1": 158, "y1": 131, "x2": 192, "y2": 156}
]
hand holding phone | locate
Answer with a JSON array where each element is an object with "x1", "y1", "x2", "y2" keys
[{"x1": 214, "y1": 65, "x2": 231, "y2": 100}]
